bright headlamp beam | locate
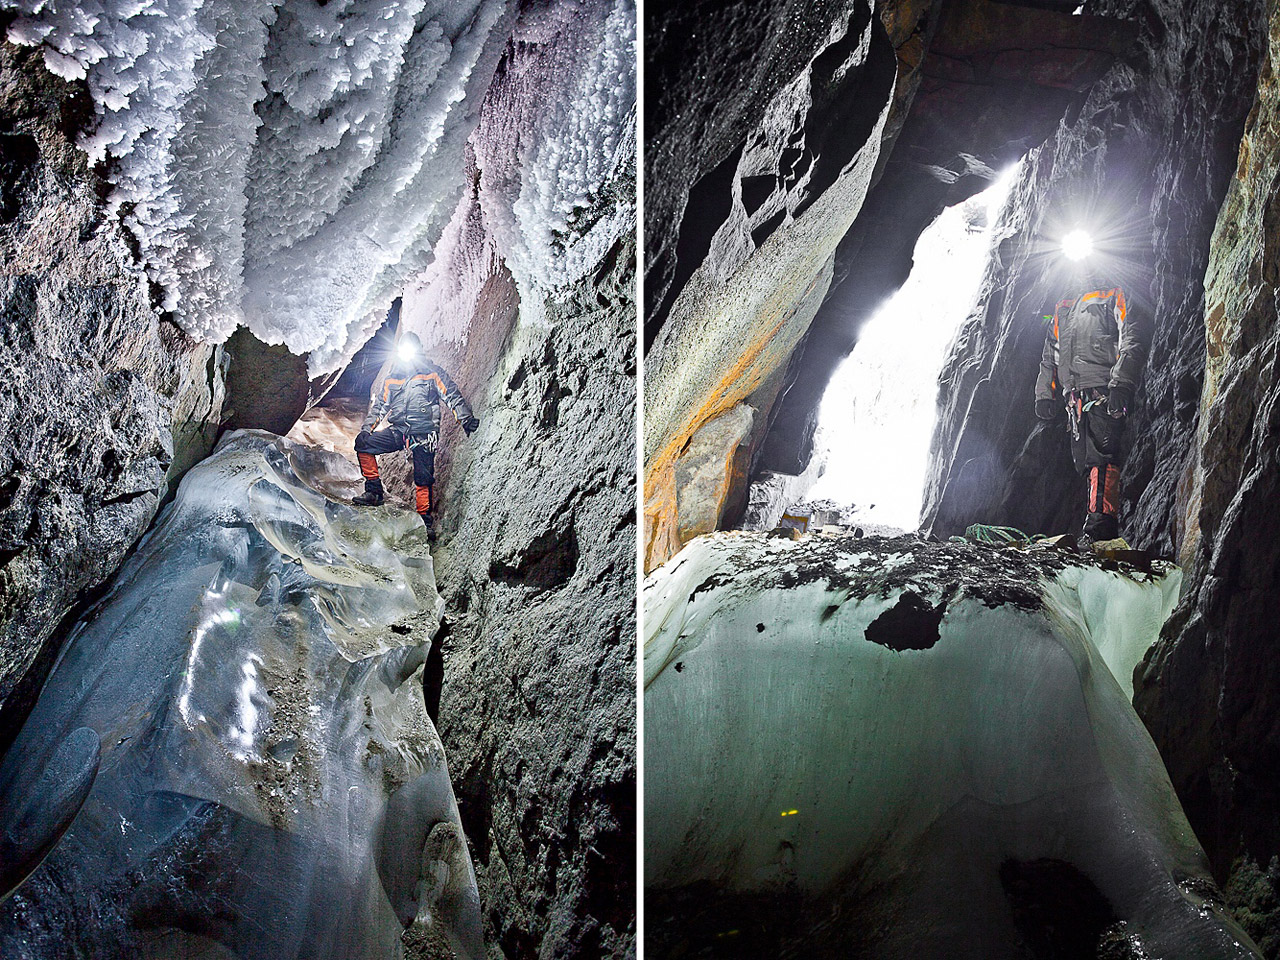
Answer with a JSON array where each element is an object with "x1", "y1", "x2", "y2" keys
[
  {"x1": 1062, "y1": 229, "x2": 1093, "y2": 261},
  {"x1": 397, "y1": 341, "x2": 416, "y2": 361}
]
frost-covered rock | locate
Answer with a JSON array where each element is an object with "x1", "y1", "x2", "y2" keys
[
  {"x1": 471, "y1": 0, "x2": 636, "y2": 326},
  {"x1": 644, "y1": 532, "x2": 1257, "y2": 958},
  {"x1": 0, "y1": 432, "x2": 480, "y2": 959},
  {"x1": 1, "y1": 0, "x2": 515, "y2": 370},
  {"x1": 0, "y1": 39, "x2": 223, "y2": 758}
]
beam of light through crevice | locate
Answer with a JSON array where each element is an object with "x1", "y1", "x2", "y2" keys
[{"x1": 807, "y1": 167, "x2": 1021, "y2": 530}]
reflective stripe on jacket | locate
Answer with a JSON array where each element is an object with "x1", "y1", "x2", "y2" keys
[
  {"x1": 363, "y1": 358, "x2": 473, "y2": 435},
  {"x1": 1035, "y1": 286, "x2": 1149, "y2": 402}
]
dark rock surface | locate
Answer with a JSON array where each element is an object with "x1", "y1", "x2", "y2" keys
[
  {"x1": 643, "y1": 0, "x2": 864, "y2": 347},
  {"x1": 431, "y1": 240, "x2": 636, "y2": 959},
  {"x1": 922, "y1": 0, "x2": 1264, "y2": 551},
  {"x1": 222, "y1": 327, "x2": 311, "y2": 437},
  {"x1": 0, "y1": 37, "x2": 223, "y2": 752},
  {"x1": 1132, "y1": 3, "x2": 1280, "y2": 949},
  {"x1": 643, "y1": 0, "x2": 896, "y2": 570}
]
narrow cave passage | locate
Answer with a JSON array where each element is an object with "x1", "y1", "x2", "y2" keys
[
  {"x1": 0, "y1": 3, "x2": 636, "y2": 959},
  {"x1": 805, "y1": 167, "x2": 1018, "y2": 532}
]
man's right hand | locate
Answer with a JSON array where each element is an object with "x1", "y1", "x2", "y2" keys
[
  {"x1": 462, "y1": 416, "x2": 480, "y2": 436},
  {"x1": 1035, "y1": 399, "x2": 1058, "y2": 421}
]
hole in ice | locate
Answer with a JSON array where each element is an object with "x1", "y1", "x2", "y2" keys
[
  {"x1": 863, "y1": 592, "x2": 944, "y2": 651},
  {"x1": 999, "y1": 857, "x2": 1118, "y2": 958},
  {"x1": 755, "y1": 623, "x2": 765, "y2": 633},
  {"x1": 674, "y1": 662, "x2": 684, "y2": 673}
]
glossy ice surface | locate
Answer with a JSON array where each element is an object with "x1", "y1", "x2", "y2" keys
[
  {"x1": 644, "y1": 533, "x2": 1259, "y2": 959},
  {"x1": 0, "y1": 430, "x2": 480, "y2": 959}
]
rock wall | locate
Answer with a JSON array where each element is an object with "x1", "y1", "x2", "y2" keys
[
  {"x1": 758, "y1": 0, "x2": 1133, "y2": 479},
  {"x1": 917, "y1": 0, "x2": 1280, "y2": 947},
  {"x1": 642, "y1": 0, "x2": 1132, "y2": 573},
  {"x1": 643, "y1": 0, "x2": 867, "y2": 347},
  {"x1": 395, "y1": 186, "x2": 636, "y2": 960},
  {"x1": 643, "y1": 0, "x2": 896, "y2": 570},
  {"x1": 429, "y1": 238, "x2": 636, "y2": 959},
  {"x1": 921, "y1": 0, "x2": 1265, "y2": 551},
  {"x1": 0, "y1": 34, "x2": 223, "y2": 751},
  {"x1": 1134, "y1": 0, "x2": 1280, "y2": 946}
]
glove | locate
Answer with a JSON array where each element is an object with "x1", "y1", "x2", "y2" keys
[
  {"x1": 1107, "y1": 385, "x2": 1132, "y2": 418},
  {"x1": 461, "y1": 415, "x2": 480, "y2": 436},
  {"x1": 1035, "y1": 398, "x2": 1058, "y2": 421}
]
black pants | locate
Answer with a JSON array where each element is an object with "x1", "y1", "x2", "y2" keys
[
  {"x1": 354, "y1": 428, "x2": 436, "y2": 514},
  {"x1": 1068, "y1": 392, "x2": 1125, "y2": 539}
]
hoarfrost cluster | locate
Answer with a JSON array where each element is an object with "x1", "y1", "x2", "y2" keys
[
  {"x1": 3, "y1": 0, "x2": 635, "y2": 373},
  {"x1": 407, "y1": 0, "x2": 637, "y2": 337}
]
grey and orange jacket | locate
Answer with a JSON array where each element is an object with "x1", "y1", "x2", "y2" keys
[
  {"x1": 362, "y1": 356, "x2": 473, "y2": 436},
  {"x1": 1035, "y1": 286, "x2": 1150, "y2": 402}
]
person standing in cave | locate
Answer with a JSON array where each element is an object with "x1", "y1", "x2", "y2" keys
[
  {"x1": 1034, "y1": 275, "x2": 1149, "y2": 543},
  {"x1": 352, "y1": 324, "x2": 480, "y2": 539}
]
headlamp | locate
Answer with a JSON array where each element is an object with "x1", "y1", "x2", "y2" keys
[{"x1": 1062, "y1": 229, "x2": 1093, "y2": 261}]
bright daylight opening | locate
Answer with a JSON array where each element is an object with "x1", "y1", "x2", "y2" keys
[{"x1": 806, "y1": 166, "x2": 1020, "y2": 531}]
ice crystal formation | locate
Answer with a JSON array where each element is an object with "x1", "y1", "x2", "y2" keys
[{"x1": 3, "y1": 0, "x2": 635, "y2": 373}]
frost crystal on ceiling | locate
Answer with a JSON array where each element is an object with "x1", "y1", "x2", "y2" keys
[{"x1": 3, "y1": 0, "x2": 635, "y2": 374}]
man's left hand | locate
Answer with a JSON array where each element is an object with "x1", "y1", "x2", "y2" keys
[
  {"x1": 1107, "y1": 385, "x2": 1132, "y2": 418},
  {"x1": 462, "y1": 416, "x2": 480, "y2": 436}
]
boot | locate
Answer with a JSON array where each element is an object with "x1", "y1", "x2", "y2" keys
[
  {"x1": 1082, "y1": 511, "x2": 1118, "y2": 543},
  {"x1": 353, "y1": 477, "x2": 384, "y2": 506},
  {"x1": 420, "y1": 511, "x2": 436, "y2": 544}
]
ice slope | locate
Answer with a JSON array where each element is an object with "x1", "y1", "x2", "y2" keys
[
  {"x1": 644, "y1": 532, "x2": 1257, "y2": 959},
  {"x1": 3, "y1": 0, "x2": 635, "y2": 373},
  {"x1": 0, "y1": 432, "x2": 480, "y2": 959}
]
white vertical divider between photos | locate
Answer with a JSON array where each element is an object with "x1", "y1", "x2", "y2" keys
[{"x1": 634, "y1": 0, "x2": 647, "y2": 947}]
